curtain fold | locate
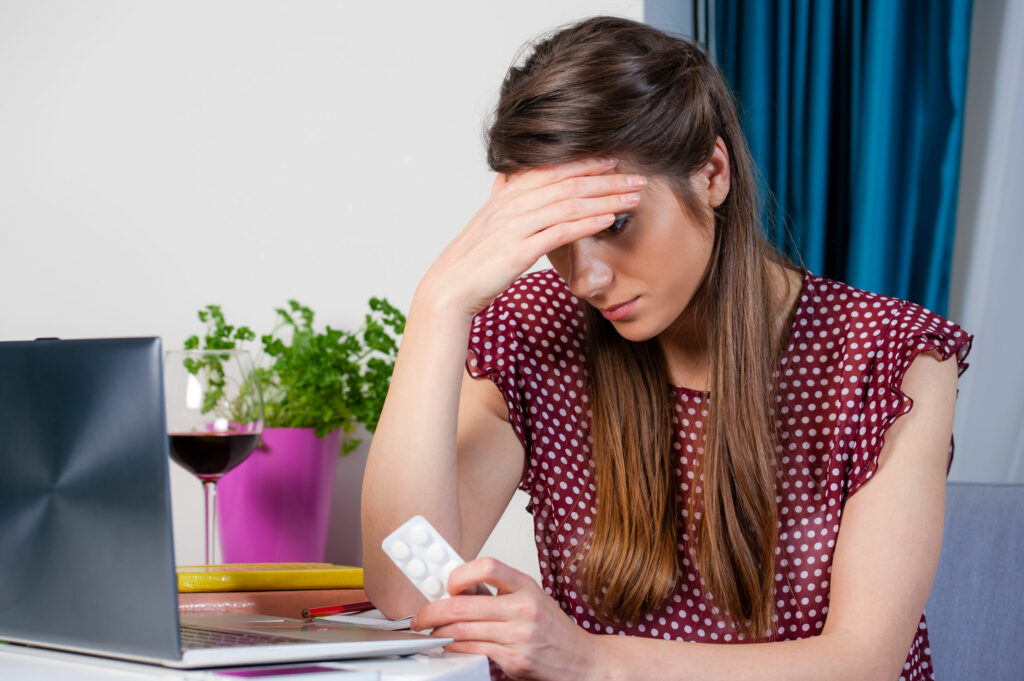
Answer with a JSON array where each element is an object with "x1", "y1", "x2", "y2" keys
[{"x1": 714, "y1": 0, "x2": 973, "y2": 314}]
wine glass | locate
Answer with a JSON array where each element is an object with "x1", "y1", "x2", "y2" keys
[{"x1": 164, "y1": 349, "x2": 264, "y2": 565}]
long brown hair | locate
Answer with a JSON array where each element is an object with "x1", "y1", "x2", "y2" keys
[{"x1": 486, "y1": 17, "x2": 792, "y2": 637}]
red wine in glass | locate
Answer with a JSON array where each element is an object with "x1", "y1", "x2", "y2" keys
[
  {"x1": 164, "y1": 349, "x2": 263, "y2": 565},
  {"x1": 168, "y1": 432, "x2": 261, "y2": 483}
]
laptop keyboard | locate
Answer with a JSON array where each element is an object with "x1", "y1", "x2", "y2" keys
[{"x1": 180, "y1": 625, "x2": 308, "y2": 650}]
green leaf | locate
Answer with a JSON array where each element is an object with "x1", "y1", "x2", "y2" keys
[{"x1": 185, "y1": 296, "x2": 405, "y2": 452}]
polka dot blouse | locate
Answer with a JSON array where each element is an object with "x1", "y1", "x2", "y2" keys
[{"x1": 466, "y1": 269, "x2": 972, "y2": 681}]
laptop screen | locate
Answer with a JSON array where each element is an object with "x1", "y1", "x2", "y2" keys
[{"x1": 0, "y1": 337, "x2": 182, "y2": 662}]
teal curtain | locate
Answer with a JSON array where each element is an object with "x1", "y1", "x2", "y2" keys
[{"x1": 713, "y1": 0, "x2": 973, "y2": 314}]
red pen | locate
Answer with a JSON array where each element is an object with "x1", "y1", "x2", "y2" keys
[{"x1": 301, "y1": 600, "x2": 375, "y2": 619}]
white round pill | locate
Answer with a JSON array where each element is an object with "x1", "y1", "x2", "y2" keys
[
  {"x1": 440, "y1": 561, "x2": 460, "y2": 582},
  {"x1": 406, "y1": 558, "x2": 426, "y2": 578},
  {"x1": 426, "y1": 544, "x2": 446, "y2": 563},
  {"x1": 387, "y1": 540, "x2": 410, "y2": 560},
  {"x1": 423, "y1": 576, "x2": 444, "y2": 597},
  {"x1": 409, "y1": 525, "x2": 430, "y2": 545}
]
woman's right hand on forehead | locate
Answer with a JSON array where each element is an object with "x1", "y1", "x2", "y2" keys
[{"x1": 417, "y1": 156, "x2": 645, "y2": 319}]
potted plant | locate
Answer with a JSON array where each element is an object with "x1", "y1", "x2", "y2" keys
[{"x1": 183, "y1": 298, "x2": 404, "y2": 563}]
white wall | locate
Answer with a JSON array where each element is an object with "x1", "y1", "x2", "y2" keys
[
  {"x1": 947, "y1": 0, "x2": 1024, "y2": 484},
  {"x1": 0, "y1": 0, "x2": 643, "y2": 574}
]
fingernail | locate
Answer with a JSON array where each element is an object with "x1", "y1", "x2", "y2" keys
[
  {"x1": 622, "y1": 193, "x2": 640, "y2": 206},
  {"x1": 409, "y1": 617, "x2": 418, "y2": 630},
  {"x1": 628, "y1": 175, "x2": 647, "y2": 187},
  {"x1": 598, "y1": 157, "x2": 617, "y2": 166}
]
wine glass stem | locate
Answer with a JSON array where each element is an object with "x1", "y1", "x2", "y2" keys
[{"x1": 203, "y1": 480, "x2": 217, "y2": 565}]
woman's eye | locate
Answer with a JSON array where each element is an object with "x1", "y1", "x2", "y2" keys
[{"x1": 605, "y1": 213, "x2": 632, "y2": 235}]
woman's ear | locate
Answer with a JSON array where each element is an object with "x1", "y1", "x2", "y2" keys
[{"x1": 701, "y1": 137, "x2": 731, "y2": 208}]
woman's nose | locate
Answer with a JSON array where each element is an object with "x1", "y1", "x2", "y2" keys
[{"x1": 567, "y1": 239, "x2": 613, "y2": 299}]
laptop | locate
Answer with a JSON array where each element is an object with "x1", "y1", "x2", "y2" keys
[{"x1": 0, "y1": 337, "x2": 449, "y2": 668}]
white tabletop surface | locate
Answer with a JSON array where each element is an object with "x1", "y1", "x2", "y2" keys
[{"x1": 0, "y1": 643, "x2": 490, "y2": 681}]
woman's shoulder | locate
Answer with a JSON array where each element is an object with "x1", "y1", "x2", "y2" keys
[
  {"x1": 797, "y1": 272, "x2": 971, "y2": 371},
  {"x1": 472, "y1": 269, "x2": 585, "y2": 337},
  {"x1": 465, "y1": 270, "x2": 588, "y2": 443},
  {"x1": 801, "y1": 272, "x2": 964, "y2": 343}
]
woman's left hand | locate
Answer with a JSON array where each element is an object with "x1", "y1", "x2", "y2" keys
[{"x1": 410, "y1": 557, "x2": 597, "y2": 681}]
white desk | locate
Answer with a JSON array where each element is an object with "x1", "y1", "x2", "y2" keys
[{"x1": 0, "y1": 644, "x2": 490, "y2": 681}]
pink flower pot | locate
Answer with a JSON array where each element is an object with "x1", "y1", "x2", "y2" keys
[{"x1": 217, "y1": 428, "x2": 339, "y2": 563}]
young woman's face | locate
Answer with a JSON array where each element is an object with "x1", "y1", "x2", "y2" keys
[{"x1": 545, "y1": 175, "x2": 716, "y2": 343}]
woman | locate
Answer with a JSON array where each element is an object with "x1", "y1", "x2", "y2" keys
[{"x1": 361, "y1": 16, "x2": 971, "y2": 681}]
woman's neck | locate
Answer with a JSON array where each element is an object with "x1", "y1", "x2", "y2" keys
[
  {"x1": 656, "y1": 262, "x2": 803, "y2": 392},
  {"x1": 657, "y1": 302, "x2": 711, "y2": 391}
]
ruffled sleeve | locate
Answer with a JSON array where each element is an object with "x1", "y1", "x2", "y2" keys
[
  {"x1": 466, "y1": 285, "x2": 532, "y2": 456},
  {"x1": 846, "y1": 300, "x2": 972, "y2": 498},
  {"x1": 465, "y1": 270, "x2": 588, "y2": 497}
]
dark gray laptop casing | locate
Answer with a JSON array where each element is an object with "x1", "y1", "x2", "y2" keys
[
  {"x1": 0, "y1": 337, "x2": 183, "y2": 661},
  {"x1": 0, "y1": 337, "x2": 451, "y2": 668}
]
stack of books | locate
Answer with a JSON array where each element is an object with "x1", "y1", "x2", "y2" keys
[{"x1": 177, "y1": 563, "x2": 366, "y2": 620}]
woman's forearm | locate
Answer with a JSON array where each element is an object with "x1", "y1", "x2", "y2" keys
[
  {"x1": 361, "y1": 282, "x2": 474, "y2": 618},
  {"x1": 591, "y1": 629, "x2": 894, "y2": 681}
]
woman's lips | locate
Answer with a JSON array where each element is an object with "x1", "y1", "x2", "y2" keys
[{"x1": 600, "y1": 297, "x2": 638, "y2": 321}]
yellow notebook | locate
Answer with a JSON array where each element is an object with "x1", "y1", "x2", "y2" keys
[{"x1": 177, "y1": 563, "x2": 364, "y2": 593}]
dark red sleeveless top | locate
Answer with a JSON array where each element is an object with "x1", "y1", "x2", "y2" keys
[{"x1": 467, "y1": 269, "x2": 971, "y2": 680}]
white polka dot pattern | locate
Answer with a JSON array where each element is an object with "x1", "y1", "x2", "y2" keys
[{"x1": 466, "y1": 269, "x2": 972, "y2": 681}]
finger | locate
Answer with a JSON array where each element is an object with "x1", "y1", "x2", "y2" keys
[
  {"x1": 510, "y1": 191, "x2": 640, "y2": 237},
  {"x1": 458, "y1": 582, "x2": 495, "y2": 596},
  {"x1": 443, "y1": 639, "x2": 500, "y2": 655},
  {"x1": 507, "y1": 172, "x2": 647, "y2": 215},
  {"x1": 512, "y1": 156, "x2": 618, "y2": 191},
  {"x1": 528, "y1": 214, "x2": 617, "y2": 254},
  {"x1": 431, "y1": 619, "x2": 518, "y2": 646},
  {"x1": 413, "y1": 593, "x2": 511, "y2": 630},
  {"x1": 446, "y1": 556, "x2": 535, "y2": 596},
  {"x1": 442, "y1": 639, "x2": 509, "y2": 664}
]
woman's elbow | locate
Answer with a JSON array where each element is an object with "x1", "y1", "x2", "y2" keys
[{"x1": 361, "y1": 547, "x2": 426, "y2": 620}]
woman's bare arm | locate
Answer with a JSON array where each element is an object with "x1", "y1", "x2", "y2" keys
[
  {"x1": 360, "y1": 297, "x2": 524, "y2": 619},
  {"x1": 361, "y1": 158, "x2": 646, "y2": 619}
]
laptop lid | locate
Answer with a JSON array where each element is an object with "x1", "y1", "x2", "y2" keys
[
  {"x1": 0, "y1": 337, "x2": 182, "y2": 661},
  {"x1": 0, "y1": 337, "x2": 451, "y2": 667}
]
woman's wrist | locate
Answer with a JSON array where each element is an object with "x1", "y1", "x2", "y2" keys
[
  {"x1": 585, "y1": 634, "x2": 626, "y2": 681},
  {"x1": 581, "y1": 634, "x2": 675, "y2": 681},
  {"x1": 411, "y1": 274, "x2": 479, "y2": 329}
]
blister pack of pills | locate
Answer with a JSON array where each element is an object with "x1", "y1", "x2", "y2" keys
[{"x1": 381, "y1": 515, "x2": 465, "y2": 602}]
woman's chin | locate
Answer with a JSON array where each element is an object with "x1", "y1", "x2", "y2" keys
[{"x1": 608, "y1": 318, "x2": 658, "y2": 343}]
